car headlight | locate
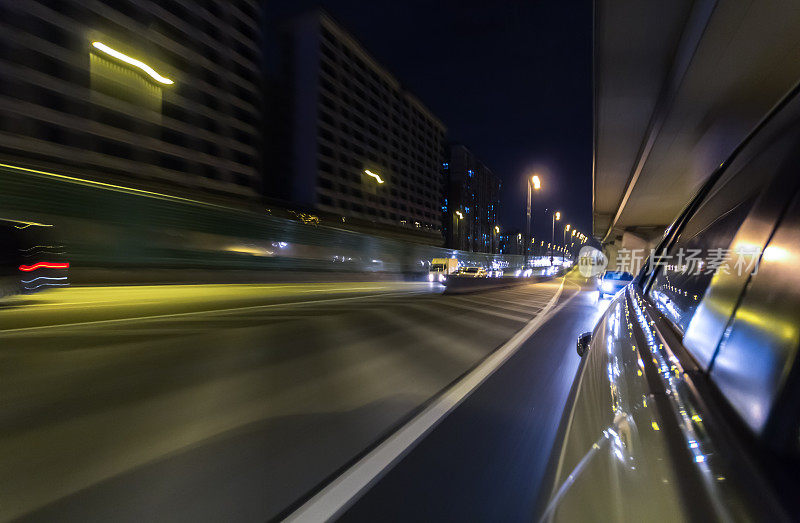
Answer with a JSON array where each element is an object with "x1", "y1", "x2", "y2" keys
[
  {"x1": 428, "y1": 273, "x2": 434, "y2": 282},
  {"x1": 438, "y1": 273, "x2": 444, "y2": 282},
  {"x1": 602, "y1": 281, "x2": 614, "y2": 292}
]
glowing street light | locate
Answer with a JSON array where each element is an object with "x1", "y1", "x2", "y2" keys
[
  {"x1": 551, "y1": 210, "x2": 560, "y2": 265},
  {"x1": 526, "y1": 174, "x2": 542, "y2": 264},
  {"x1": 454, "y1": 210, "x2": 464, "y2": 250}
]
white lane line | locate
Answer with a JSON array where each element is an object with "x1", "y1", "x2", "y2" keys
[
  {"x1": 450, "y1": 296, "x2": 543, "y2": 315},
  {"x1": 481, "y1": 291, "x2": 554, "y2": 305},
  {"x1": 285, "y1": 277, "x2": 571, "y2": 522},
  {"x1": 435, "y1": 299, "x2": 529, "y2": 323},
  {"x1": 0, "y1": 291, "x2": 430, "y2": 335}
]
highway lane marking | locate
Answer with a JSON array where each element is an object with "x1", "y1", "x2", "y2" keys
[
  {"x1": 451, "y1": 295, "x2": 548, "y2": 314},
  {"x1": 425, "y1": 299, "x2": 529, "y2": 323},
  {"x1": 452, "y1": 291, "x2": 552, "y2": 309},
  {"x1": 285, "y1": 276, "x2": 577, "y2": 522},
  {"x1": 0, "y1": 290, "x2": 432, "y2": 335},
  {"x1": 447, "y1": 296, "x2": 542, "y2": 317}
]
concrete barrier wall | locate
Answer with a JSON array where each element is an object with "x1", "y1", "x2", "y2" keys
[
  {"x1": 0, "y1": 164, "x2": 566, "y2": 284},
  {"x1": 443, "y1": 274, "x2": 554, "y2": 295}
]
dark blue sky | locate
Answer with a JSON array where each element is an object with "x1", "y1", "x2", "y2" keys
[{"x1": 265, "y1": 0, "x2": 593, "y2": 242}]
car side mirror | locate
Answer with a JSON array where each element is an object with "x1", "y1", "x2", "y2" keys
[{"x1": 576, "y1": 332, "x2": 591, "y2": 357}]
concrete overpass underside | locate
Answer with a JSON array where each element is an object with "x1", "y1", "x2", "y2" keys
[{"x1": 594, "y1": 0, "x2": 800, "y2": 267}]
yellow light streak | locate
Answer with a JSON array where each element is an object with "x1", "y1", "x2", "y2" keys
[
  {"x1": 364, "y1": 169, "x2": 385, "y2": 183},
  {"x1": 91, "y1": 42, "x2": 174, "y2": 85}
]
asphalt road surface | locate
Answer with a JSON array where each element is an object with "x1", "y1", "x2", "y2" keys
[
  {"x1": 293, "y1": 271, "x2": 607, "y2": 522},
  {"x1": 0, "y1": 278, "x2": 569, "y2": 521}
]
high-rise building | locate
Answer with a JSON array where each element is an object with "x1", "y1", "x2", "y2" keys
[
  {"x1": 285, "y1": 10, "x2": 446, "y2": 237},
  {"x1": 498, "y1": 229, "x2": 523, "y2": 255},
  {"x1": 443, "y1": 144, "x2": 501, "y2": 252},
  {"x1": 0, "y1": 1, "x2": 261, "y2": 200}
]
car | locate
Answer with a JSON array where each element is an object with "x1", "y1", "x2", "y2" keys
[
  {"x1": 541, "y1": 83, "x2": 800, "y2": 520},
  {"x1": 597, "y1": 270, "x2": 633, "y2": 298},
  {"x1": 457, "y1": 266, "x2": 487, "y2": 278}
]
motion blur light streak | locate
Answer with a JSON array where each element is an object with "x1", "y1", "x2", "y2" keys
[
  {"x1": 11, "y1": 221, "x2": 53, "y2": 229},
  {"x1": 21, "y1": 276, "x2": 68, "y2": 283},
  {"x1": 0, "y1": 162, "x2": 233, "y2": 211},
  {"x1": 18, "y1": 262, "x2": 70, "y2": 271},
  {"x1": 91, "y1": 42, "x2": 174, "y2": 84}
]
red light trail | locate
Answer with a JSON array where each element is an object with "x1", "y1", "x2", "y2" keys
[{"x1": 18, "y1": 262, "x2": 70, "y2": 272}]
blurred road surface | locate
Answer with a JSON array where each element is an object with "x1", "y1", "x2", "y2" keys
[
  {"x1": 312, "y1": 271, "x2": 607, "y2": 521},
  {"x1": 0, "y1": 278, "x2": 565, "y2": 521}
]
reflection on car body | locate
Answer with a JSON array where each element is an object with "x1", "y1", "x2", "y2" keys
[{"x1": 542, "y1": 83, "x2": 800, "y2": 520}]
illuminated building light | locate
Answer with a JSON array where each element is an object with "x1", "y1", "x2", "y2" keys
[
  {"x1": 18, "y1": 262, "x2": 70, "y2": 272},
  {"x1": 91, "y1": 42, "x2": 174, "y2": 85},
  {"x1": 651, "y1": 421, "x2": 660, "y2": 431},
  {"x1": 364, "y1": 169, "x2": 385, "y2": 183}
]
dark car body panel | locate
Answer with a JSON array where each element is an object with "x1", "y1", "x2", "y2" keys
[{"x1": 542, "y1": 82, "x2": 800, "y2": 520}]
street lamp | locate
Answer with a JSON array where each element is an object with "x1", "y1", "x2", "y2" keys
[
  {"x1": 454, "y1": 210, "x2": 464, "y2": 250},
  {"x1": 493, "y1": 225, "x2": 500, "y2": 254},
  {"x1": 550, "y1": 210, "x2": 560, "y2": 265},
  {"x1": 526, "y1": 175, "x2": 541, "y2": 265}
]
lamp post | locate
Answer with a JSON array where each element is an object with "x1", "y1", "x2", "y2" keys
[
  {"x1": 493, "y1": 225, "x2": 500, "y2": 255},
  {"x1": 455, "y1": 210, "x2": 464, "y2": 251},
  {"x1": 550, "y1": 210, "x2": 560, "y2": 265},
  {"x1": 526, "y1": 175, "x2": 541, "y2": 266}
]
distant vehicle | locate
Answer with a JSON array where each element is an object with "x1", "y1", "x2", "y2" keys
[
  {"x1": 597, "y1": 270, "x2": 632, "y2": 298},
  {"x1": 544, "y1": 83, "x2": 800, "y2": 520},
  {"x1": 1, "y1": 219, "x2": 68, "y2": 299},
  {"x1": 457, "y1": 266, "x2": 487, "y2": 278},
  {"x1": 429, "y1": 258, "x2": 458, "y2": 282}
]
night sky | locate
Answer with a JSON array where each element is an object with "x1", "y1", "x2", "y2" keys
[{"x1": 265, "y1": 0, "x2": 593, "y2": 243}]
